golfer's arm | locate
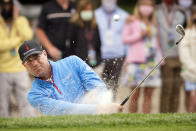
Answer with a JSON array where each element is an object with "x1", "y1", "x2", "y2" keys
[
  {"x1": 28, "y1": 94, "x2": 96, "y2": 115},
  {"x1": 74, "y1": 56, "x2": 106, "y2": 90},
  {"x1": 15, "y1": 16, "x2": 33, "y2": 41}
]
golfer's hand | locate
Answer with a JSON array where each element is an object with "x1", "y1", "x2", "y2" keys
[{"x1": 96, "y1": 103, "x2": 123, "y2": 114}]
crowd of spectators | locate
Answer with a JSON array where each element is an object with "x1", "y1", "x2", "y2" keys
[{"x1": 0, "y1": 0, "x2": 196, "y2": 117}]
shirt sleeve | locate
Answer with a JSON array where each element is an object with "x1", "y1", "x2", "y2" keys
[
  {"x1": 72, "y1": 55, "x2": 107, "y2": 91},
  {"x1": 37, "y1": 5, "x2": 48, "y2": 30},
  {"x1": 122, "y1": 19, "x2": 143, "y2": 44},
  {"x1": 15, "y1": 16, "x2": 33, "y2": 42},
  {"x1": 179, "y1": 29, "x2": 196, "y2": 74},
  {"x1": 27, "y1": 87, "x2": 97, "y2": 115}
]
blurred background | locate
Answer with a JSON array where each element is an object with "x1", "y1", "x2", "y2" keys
[{"x1": 1, "y1": 0, "x2": 196, "y2": 117}]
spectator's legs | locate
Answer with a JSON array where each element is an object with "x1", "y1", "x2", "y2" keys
[
  {"x1": 193, "y1": 91, "x2": 196, "y2": 112},
  {"x1": 169, "y1": 67, "x2": 182, "y2": 112},
  {"x1": 0, "y1": 73, "x2": 12, "y2": 117},
  {"x1": 160, "y1": 65, "x2": 173, "y2": 113},
  {"x1": 160, "y1": 58, "x2": 183, "y2": 113},
  {"x1": 128, "y1": 87, "x2": 140, "y2": 113},
  {"x1": 185, "y1": 91, "x2": 190, "y2": 112},
  {"x1": 188, "y1": 90, "x2": 196, "y2": 112},
  {"x1": 13, "y1": 72, "x2": 35, "y2": 117},
  {"x1": 102, "y1": 57, "x2": 124, "y2": 100},
  {"x1": 143, "y1": 87, "x2": 154, "y2": 114}
]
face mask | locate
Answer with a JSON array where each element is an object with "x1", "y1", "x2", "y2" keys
[
  {"x1": 163, "y1": 0, "x2": 175, "y2": 6},
  {"x1": 102, "y1": 0, "x2": 117, "y2": 12},
  {"x1": 1, "y1": 6, "x2": 13, "y2": 21},
  {"x1": 80, "y1": 10, "x2": 93, "y2": 21},
  {"x1": 179, "y1": 0, "x2": 192, "y2": 9},
  {"x1": 139, "y1": 5, "x2": 153, "y2": 17}
]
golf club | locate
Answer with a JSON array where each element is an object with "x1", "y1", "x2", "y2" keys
[{"x1": 120, "y1": 24, "x2": 185, "y2": 106}]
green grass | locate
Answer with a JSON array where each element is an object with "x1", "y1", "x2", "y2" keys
[{"x1": 0, "y1": 113, "x2": 196, "y2": 131}]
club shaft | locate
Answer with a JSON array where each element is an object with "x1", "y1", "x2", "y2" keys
[{"x1": 120, "y1": 44, "x2": 179, "y2": 106}]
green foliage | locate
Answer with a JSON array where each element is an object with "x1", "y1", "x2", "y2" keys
[
  {"x1": 0, "y1": 113, "x2": 196, "y2": 130},
  {"x1": 119, "y1": 5, "x2": 134, "y2": 14}
]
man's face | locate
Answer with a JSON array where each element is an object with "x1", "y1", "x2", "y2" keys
[
  {"x1": 23, "y1": 50, "x2": 49, "y2": 78},
  {"x1": 101, "y1": 0, "x2": 117, "y2": 12},
  {"x1": 0, "y1": 3, "x2": 13, "y2": 20}
]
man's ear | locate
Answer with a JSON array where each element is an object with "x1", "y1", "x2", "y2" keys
[
  {"x1": 43, "y1": 50, "x2": 47, "y2": 56},
  {"x1": 22, "y1": 62, "x2": 26, "y2": 67}
]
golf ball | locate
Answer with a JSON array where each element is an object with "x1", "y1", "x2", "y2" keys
[{"x1": 113, "y1": 14, "x2": 120, "y2": 21}]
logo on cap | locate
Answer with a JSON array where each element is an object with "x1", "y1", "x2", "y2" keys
[{"x1": 25, "y1": 44, "x2": 29, "y2": 50}]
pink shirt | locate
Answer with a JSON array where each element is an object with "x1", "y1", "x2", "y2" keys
[{"x1": 122, "y1": 19, "x2": 162, "y2": 64}]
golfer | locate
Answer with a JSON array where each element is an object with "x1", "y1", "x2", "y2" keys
[{"x1": 18, "y1": 40, "x2": 123, "y2": 115}]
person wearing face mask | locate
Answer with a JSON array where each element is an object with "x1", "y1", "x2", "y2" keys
[
  {"x1": 178, "y1": 0, "x2": 193, "y2": 18},
  {"x1": 177, "y1": 0, "x2": 193, "y2": 28},
  {"x1": 156, "y1": 0, "x2": 186, "y2": 113},
  {"x1": 0, "y1": 0, "x2": 35, "y2": 117},
  {"x1": 95, "y1": 0, "x2": 128, "y2": 100},
  {"x1": 68, "y1": 0, "x2": 101, "y2": 68},
  {"x1": 179, "y1": 5, "x2": 196, "y2": 113},
  {"x1": 121, "y1": 0, "x2": 162, "y2": 114}
]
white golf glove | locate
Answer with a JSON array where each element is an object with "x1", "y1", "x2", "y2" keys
[{"x1": 95, "y1": 103, "x2": 123, "y2": 114}]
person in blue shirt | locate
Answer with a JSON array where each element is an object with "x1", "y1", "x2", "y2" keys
[
  {"x1": 18, "y1": 40, "x2": 123, "y2": 115},
  {"x1": 95, "y1": 0, "x2": 128, "y2": 99}
]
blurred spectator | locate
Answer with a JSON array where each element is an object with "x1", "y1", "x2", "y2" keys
[
  {"x1": 179, "y1": 5, "x2": 196, "y2": 112},
  {"x1": 95, "y1": 0, "x2": 128, "y2": 99},
  {"x1": 0, "y1": 0, "x2": 35, "y2": 117},
  {"x1": 121, "y1": 0, "x2": 162, "y2": 113},
  {"x1": 178, "y1": 0, "x2": 193, "y2": 28},
  {"x1": 178, "y1": 0, "x2": 193, "y2": 18},
  {"x1": 69, "y1": 0, "x2": 101, "y2": 68},
  {"x1": 36, "y1": 0, "x2": 76, "y2": 61},
  {"x1": 156, "y1": 0, "x2": 185, "y2": 113}
]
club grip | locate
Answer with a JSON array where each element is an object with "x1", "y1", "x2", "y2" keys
[{"x1": 120, "y1": 97, "x2": 129, "y2": 106}]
